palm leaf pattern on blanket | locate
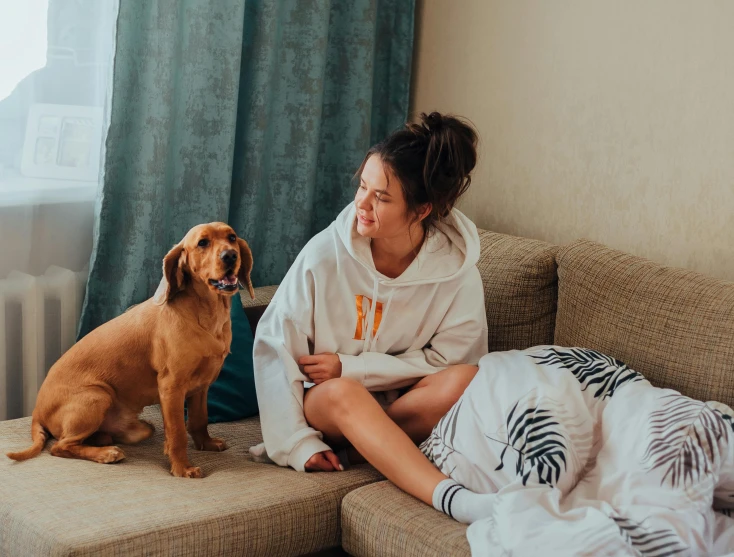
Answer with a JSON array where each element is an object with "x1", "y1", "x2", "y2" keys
[
  {"x1": 714, "y1": 407, "x2": 734, "y2": 433},
  {"x1": 489, "y1": 398, "x2": 567, "y2": 486},
  {"x1": 580, "y1": 514, "x2": 689, "y2": 556},
  {"x1": 419, "y1": 399, "x2": 463, "y2": 474},
  {"x1": 711, "y1": 404, "x2": 734, "y2": 506},
  {"x1": 531, "y1": 347, "x2": 644, "y2": 399},
  {"x1": 643, "y1": 394, "x2": 729, "y2": 489},
  {"x1": 611, "y1": 516, "x2": 688, "y2": 556}
]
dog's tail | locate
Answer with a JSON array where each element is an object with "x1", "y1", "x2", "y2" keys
[{"x1": 6, "y1": 415, "x2": 47, "y2": 461}]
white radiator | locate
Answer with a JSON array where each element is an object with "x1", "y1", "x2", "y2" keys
[{"x1": 0, "y1": 266, "x2": 88, "y2": 420}]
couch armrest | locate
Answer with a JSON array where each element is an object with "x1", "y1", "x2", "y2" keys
[
  {"x1": 242, "y1": 285, "x2": 278, "y2": 308},
  {"x1": 241, "y1": 285, "x2": 278, "y2": 333}
]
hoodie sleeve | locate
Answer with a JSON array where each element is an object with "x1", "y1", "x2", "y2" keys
[
  {"x1": 338, "y1": 268, "x2": 489, "y2": 391},
  {"x1": 252, "y1": 259, "x2": 331, "y2": 472}
]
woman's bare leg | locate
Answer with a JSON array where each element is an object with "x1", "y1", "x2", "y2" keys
[
  {"x1": 386, "y1": 364, "x2": 479, "y2": 442},
  {"x1": 304, "y1": 367, "x2": 497, "y2": 524},
  {"x1": 338, "y1": 364, "x2": 479, "y2": 465},
  {"x1": 304, "y1": 377, "x2": 446, "y2": 505}
]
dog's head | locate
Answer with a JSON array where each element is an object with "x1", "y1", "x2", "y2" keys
[{"x1": 153, "y1": 223, "x2": 255, "y2": 304}]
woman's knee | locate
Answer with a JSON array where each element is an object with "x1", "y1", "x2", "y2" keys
[
  {"x1": 451, "y1": 364, "x2": 480, "y2": 383},
  {"x1": 304, "y1": 377, "x2": 366, "y2": 421},
  {"x1": 437, "y1": 364, "x2": 479, "y2": 403},
  {"x1": 387, "y1": 365, "x2": 479, "y2": 433}
]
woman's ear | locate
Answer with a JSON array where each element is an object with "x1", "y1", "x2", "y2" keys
[
  {"x1": 153, "y1": 242, "x2": 186, "y2": 304},
  {"x1": 418, "y1": 203, "x2": 433, "y2": 222},
  {"x1": 237, "y1": 238, "x2": 255, "y2": 299}
]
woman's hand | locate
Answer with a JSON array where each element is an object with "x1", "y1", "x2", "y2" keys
[
  {"x1": 305, "y1": 450, "x2": 343, "y2": 472},
  {"x1": 298, "y1": 353, "x2": 342, "y2": 384}
]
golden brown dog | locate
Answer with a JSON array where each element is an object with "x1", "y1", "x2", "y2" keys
[{"x1": 6, "y1": 222, "x2": 254, "y2": 478}]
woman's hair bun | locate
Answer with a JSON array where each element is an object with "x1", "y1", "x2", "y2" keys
[{"x1": 416, "y1": 112, "x2": 478, "y2": 217}]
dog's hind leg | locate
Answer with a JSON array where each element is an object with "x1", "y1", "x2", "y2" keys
[
  {"x1": 51, "y1": 441, "x2": 125, "y2": 463},
  {"x1": 49, "y1": 392, "x2": 125, "y2": 464},
  {"x1": 85, "y1": 431, "x2": 114, "y2": 446},
  {"x1": 110, "y1": 416, "x2": 155, "y2": 445},
  {"x1": 100, "y1": 406, "x2": 155, "y2": 445}
]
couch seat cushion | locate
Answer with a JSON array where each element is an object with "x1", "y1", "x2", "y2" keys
[
  {"x1": 0, "y1": 406, "x2": 382, "y2": 557},
  {"x1": 342, "y1": 481, "x2": 469, "y2": 557}
]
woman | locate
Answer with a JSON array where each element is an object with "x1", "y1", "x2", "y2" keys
[{"x1": 250, "y1": 112, "x2": 491, "y2": 523}]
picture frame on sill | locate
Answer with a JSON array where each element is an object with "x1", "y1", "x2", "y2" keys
[{"x1": 20, "y1": 103, "x2": 104, "y2": 182}]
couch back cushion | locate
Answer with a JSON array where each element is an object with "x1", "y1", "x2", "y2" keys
[
  {"x1": 555, "y1": 239, "x2": 734, "y2": 406},
  {"x1": 246, "y1": 233, "x2": 559, "y2": 354},
  {"x1": 477, "y1": 230, "x2": 559, "y2": 352}
]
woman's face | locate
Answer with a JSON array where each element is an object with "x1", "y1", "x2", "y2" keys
[{"x1": 354, "y1": 155, "x2": 418, "y2": 239}]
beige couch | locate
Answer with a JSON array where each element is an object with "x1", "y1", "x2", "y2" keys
[{"x1": 1, "y1": 230, "x2": 733, "y2": 557}]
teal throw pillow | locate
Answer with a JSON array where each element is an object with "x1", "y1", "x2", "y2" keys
[{"x1": 205, "y1": 291, "x2": 259, "y2": 422}]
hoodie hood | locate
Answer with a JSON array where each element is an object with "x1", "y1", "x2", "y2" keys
[{"x1": 335, "y1": 203, "x2": 480, "y2": 287}]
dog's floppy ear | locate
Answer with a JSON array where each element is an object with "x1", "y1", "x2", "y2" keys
[
  {"x1": 237, "y1": 238, "x2": 255, "y2": 300},
  {"x1": 153, "y1": 242, "x2": 186, "y2": 304}
]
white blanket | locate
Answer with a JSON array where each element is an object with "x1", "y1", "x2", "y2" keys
[{"x1": 420, "y1": 346, "x2": 734, "y2": 556}]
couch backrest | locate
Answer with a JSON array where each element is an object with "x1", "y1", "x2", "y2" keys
[
  {"x1": 476, "y1": 230, "x2": 559, "y2": 352},
  {"x1": 555, "y1": 239, "x2": 734, "y2": 406},
  {"x1": 242, "y1": 284, "x2": 278, "y2": 333},
  {"x1": 245, "y1": 232, "x2": 560, "y2": 355}
]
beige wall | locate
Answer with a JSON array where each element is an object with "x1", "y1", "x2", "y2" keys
[{"x1": 411, "y1": 0, "x2": 734, "y2": 281}]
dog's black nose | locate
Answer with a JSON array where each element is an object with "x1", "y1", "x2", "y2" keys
[{"x1": 220, "y1": 250, "x2": 238, "y2": 266}]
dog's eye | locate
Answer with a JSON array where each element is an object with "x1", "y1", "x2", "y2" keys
[
  {"x1": 228, "y1": 234, "x2": 236, "y2": 242},
  {"x1": 198, "y1": 239, "x2": 209, "y2": 247}
]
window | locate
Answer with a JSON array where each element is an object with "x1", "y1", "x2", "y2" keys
[{"x1": 0, "y1": 0, "x2": 116, "y2": 207}]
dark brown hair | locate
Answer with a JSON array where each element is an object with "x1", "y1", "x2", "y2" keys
[{"x1": 356, "y1": 112, "x2": 478, "y2": 231}]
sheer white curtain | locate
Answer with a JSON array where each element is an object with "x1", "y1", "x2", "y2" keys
[{"x1": 0, "y1": 0, "x2": 118, "y2": 419}]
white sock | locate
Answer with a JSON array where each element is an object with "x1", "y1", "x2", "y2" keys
[{"x1": 432, "y1": 478, "x2": 495, "y2": 524}]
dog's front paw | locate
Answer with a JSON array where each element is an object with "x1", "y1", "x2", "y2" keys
[
  {"x1": 170, "y1": 464, "x2": 203, "y2": 478},
  {"x1": 196, "y1": 437, "x2": 228, "y2": 452}
]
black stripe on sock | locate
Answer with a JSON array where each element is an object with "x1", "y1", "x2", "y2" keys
[
  {"x1": 441, "y1": 484, "x2": 461, "y2": 515},
  {"x1": 446, "y1": 486, "x2": 465, "y2": 519}
]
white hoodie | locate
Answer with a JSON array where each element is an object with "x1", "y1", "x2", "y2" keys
[{"x1": 251, "y1": 203, "x2": 489, "y2": 471}]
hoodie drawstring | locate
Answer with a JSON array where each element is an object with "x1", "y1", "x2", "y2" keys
[
  {"x1": 363, "y1": 278, "x2": 380, "y2": 352},
  {"x1": 362, "y1": 277, "x2": 396, "y2": 352},
  {"x1": 371, "y1": 289, "x2": 394, "y2": 349}
]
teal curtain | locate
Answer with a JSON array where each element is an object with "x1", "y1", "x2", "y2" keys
[{"x1": 79, "y1": 0, "x2": 414, "y2": 336}]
